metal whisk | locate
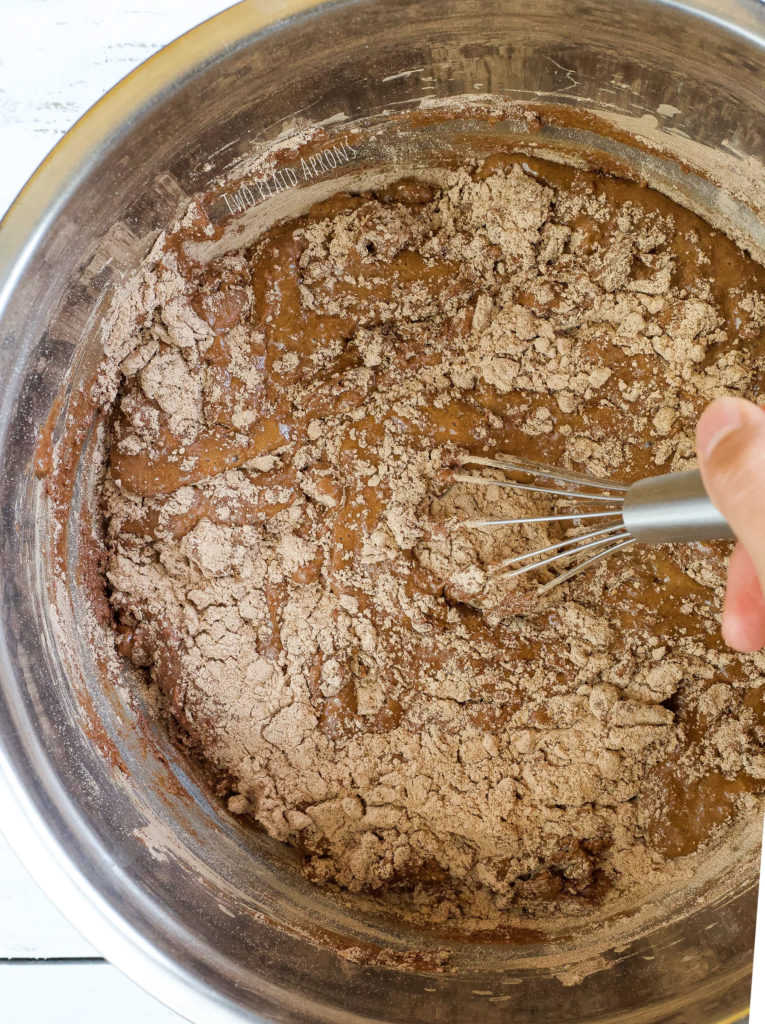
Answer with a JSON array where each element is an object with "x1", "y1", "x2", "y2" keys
[{"x1": 453, "y1": 454, "x2": 735, "y2": 595}]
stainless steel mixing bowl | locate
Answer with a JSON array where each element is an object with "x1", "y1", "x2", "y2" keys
[{"x1": 0, "y1": 1, "x2": 763, "y2": 1021}]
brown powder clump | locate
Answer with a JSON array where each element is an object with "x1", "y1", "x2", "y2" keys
[{"x1": 98, "y1": 153, "x2": 765, "y2": 929}]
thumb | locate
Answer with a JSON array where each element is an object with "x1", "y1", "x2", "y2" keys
[{"x1": 696, "y1": 396, "x2": 765, "y2": 584}]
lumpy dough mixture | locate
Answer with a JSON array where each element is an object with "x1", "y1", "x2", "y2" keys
[{"x1": 99, "y1": 153, "x2": 765, "y2": 926}]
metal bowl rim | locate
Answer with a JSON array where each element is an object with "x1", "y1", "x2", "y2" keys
[{"x1": 0, "y1": 1, "x2": 761, "y2": 1021}]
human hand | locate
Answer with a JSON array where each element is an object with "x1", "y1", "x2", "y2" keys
[{"x1": 697, "y1": 396, "x2": 765, "y2": 652}]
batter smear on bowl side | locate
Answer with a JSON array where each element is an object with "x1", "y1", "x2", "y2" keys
[{"x1": 98, "y1": 154, "x2": 765, "y2": 927}]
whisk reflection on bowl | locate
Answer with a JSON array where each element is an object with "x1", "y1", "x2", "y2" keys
[{"x1": 452, "y1": 454, "x2": 735, "y2": 595}]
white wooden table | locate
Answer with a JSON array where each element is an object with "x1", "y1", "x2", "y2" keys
[
  {"x1": 0, "y1": 4, "x2": 234, "y2": 1018},
  {"x1": 1, "y1": 2, "x2": 763, "y2": 1022}
]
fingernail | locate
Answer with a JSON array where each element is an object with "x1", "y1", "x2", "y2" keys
[{"x1": 697, "y1": 398, "x2": 746, "y2": 460}]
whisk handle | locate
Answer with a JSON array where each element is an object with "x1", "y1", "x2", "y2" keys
[{"x1": 622, "y1": 469, "x2": 735, "y2": 544}]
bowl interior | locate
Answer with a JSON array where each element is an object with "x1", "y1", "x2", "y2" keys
[{"x1": 0, "y1": 2, "x2": 763, "y2": 1022}]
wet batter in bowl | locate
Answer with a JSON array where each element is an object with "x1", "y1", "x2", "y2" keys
[{"x1": 98, "y1": 154, "x2": 765, "y2": 926}]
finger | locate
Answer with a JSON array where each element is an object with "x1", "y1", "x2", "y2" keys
[
  {"x1": 722, "y1": 543, "x2": 765, "y2": 652},
  {"x1": 696, "y1": 396, "x2": 765, "y2": 586}
]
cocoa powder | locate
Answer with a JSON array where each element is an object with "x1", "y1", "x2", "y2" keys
[{"x1": 97, "y1": 153, "x2": 765, "y2": 929}]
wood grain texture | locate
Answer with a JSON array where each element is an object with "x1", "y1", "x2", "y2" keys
[
  {"x1": 2, "y1": 962, "x2": 188, "y2": 1022},
  {"x1": 0, "y1": 3, "x2": 763, "y2": 1022},
  {"x1": 0, "y1": 832, "x2": 96, "y2": 958},
  {"x1": 0, "y1": 0, "x2": 233, "y2": 215},
  {"x1": 0, "y1": 3, "x2": 229, "y2": 1020}
]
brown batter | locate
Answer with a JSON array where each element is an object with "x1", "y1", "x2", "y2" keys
[{"x1": 99, "y1": 153, "x2": 765, "y2": 927}]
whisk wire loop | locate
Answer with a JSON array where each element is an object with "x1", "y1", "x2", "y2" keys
[
  {"x1": 536, "y1": 537, "x2": 635, "y2": 594},
  {"x1": 493, "y1": 522, "x2": 625, "y2": 572},
  {"x1": 450, "y1": 455, "x2": 633, "y2": 594},
  {"x1": 460, "y1": 455, "x2": 629, "y2": 492},
  {"x1": 452, "y1": 472, "x2": 624, "y2": 504},
  {"x1": 447, "y1": 458, "x2": 730, "y2": 593}
]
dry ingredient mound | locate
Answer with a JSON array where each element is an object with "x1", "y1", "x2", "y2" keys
[{"x1": 98, "y1": 152, "x2": 765, "y2": 929}]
